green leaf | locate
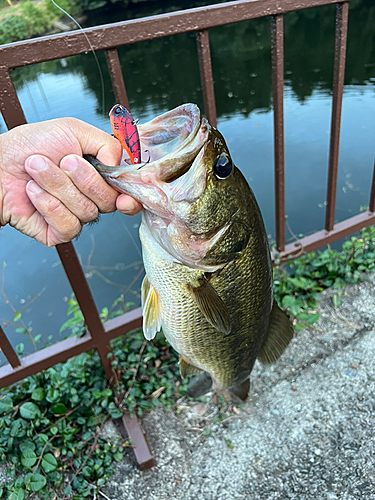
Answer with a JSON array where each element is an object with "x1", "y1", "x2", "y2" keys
[
  {"x1": 20, "y1": 402, "x2": 41, "y2": 420},
  {"x1": 52, "y1": 403, "x2": 67, "y2": 415},
  {"x1": 41, "y1": 453, "x2": 58, "y2": 473},
  {"x1": 0, "y1": 395, "x2": 13, "y2": 413},
  {"x1": 13, "y1": 311, "x2": 21, "y2": 322},
  {"x1": 19, "y1": 441, "x2": 35, "y2": 453},
  {"x1": 20, "y1": 449, "x2": 37, "y2": 468},
  {"x1": 64, "y1": 486, "x2": 72, "y2": 496},
  {"x1": 28, "y1": 473, "x2": 47, "y2": 492},
  {"x1": 332, "y1": 294, "x2": 340, "y2": 307},
  {"x1": 37, "y1": 433, "x2": 49, "y2": 444},
  {"x1": 46, "y1": 388, "x2": 59, "y2": 403},
  {"x1": 31, "y1": 388, "x2": 45, "y2": 401},
  {"x1": 8, "y1": 488, "x2": 25, "y2": 500},
  {"x1": 305, "y1": 313, "x2": 320, "y2": 325}
]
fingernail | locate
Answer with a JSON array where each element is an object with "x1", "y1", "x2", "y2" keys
[
  {"x1": 27, "y1": 180, "x2": 42, "y2": 194},
  {"x1": 28, "y1": 155, "x2": 47, "y2": 171},
  {"x1": 61, "y1": 156, "x2": 78, "y2": 172}
]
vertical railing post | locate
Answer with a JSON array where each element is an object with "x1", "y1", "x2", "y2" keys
[
  {"x1": 369, "y1": 159, "x2": 375, "y2": 214},
  {"x1": 271, "y1": 14, "x2": 285, "y2": 253},
  {"x1": 105, "y1": 48, "x2": 130, "y2": 109},
  {"x1": 325, "y1": 2, "x2": 349, "y2": 231},
  {"x1": 0, "y1": 68, "x2": 27, "y2": 129},
  {"x1": 56, "y1": 243, "x2": 116, "y2": 383},
  {"x1": 196, "y1": 29, "x2": 217, "y2": 128},
  {"x1": 0, "y1": 325, "x2": 21, "y2": 369}
]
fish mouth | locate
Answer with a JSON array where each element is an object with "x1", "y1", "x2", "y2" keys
[
  {"x1": 94, "y1": 103, "x2": 208, "y2": 181},
  {"x1": 88, "y1": 103, "x2": 210, "y2": 216}
]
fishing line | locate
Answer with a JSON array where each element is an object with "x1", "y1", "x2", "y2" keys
[
  {"x1": 50, "y1": 0, "x2": 105, "y2": 114},
  {"x1": 122, "y1": 220, "x2": 143, "y2": 259}
]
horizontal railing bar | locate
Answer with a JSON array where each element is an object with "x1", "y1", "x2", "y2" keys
[
  {"x1": 0, "y1": 306, "x2": 143, "y2": 389},
  {"x1": 272, "y1": 211, "x2": 375, "y2": 264},
  {"x1": 0, "y1": 333, "x2": 94, "y2": 389},
  {"x1": 0, "y1": 0, "x2": 349, "y2": 70},
  {"x1": 104, "y1": 307, "x2": 143, "y2": 339}
]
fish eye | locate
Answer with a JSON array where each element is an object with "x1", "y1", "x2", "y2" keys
[
  {"x1": 213, "y1": 153, "x2": 233, "y2": 180},
  {"x1": 114, "y1": 105, "x2": 122, "y2": 115}
]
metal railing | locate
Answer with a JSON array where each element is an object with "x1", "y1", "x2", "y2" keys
[{"x1": 0, "y1": 0, "x2": 372, "y2": 468}]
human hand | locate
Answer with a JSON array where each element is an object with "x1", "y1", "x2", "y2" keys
[{"x1": 0, "y1": 118, "x2": 142, "y2": 246}]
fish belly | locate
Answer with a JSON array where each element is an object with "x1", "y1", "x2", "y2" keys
[{"x1": 139, "y1": 223, "x2": 272, "y2": 389}]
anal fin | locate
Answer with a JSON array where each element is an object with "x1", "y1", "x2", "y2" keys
[
  {"x1": 258, "y1": 300, "x2": 293, "y2": 364},
  {"x1": 179, "y1": 355, "x2": 203, "y2": 378}
]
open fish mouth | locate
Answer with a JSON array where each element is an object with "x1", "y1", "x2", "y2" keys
[{"x1": 91, "y1": 103, "x2": 209, "y2": 184}]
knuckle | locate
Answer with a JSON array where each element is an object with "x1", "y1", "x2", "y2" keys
[
  {"x1": 46, "y1": 197, "x2": 63, "y2": 216},
  {"x1": 80, "y1": 201, "x2": 99, "y2": 223}
]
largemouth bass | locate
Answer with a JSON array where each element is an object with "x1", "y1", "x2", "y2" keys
[{"x1": 86, "y1": 103, "x2": 293, "y2": 400}]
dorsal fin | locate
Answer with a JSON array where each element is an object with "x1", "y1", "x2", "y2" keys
[
  {"x1": 258, "y1": 301, "x2": 294, "y2": 364},
  {"x1": 187, "y1": 276, "x2": 231, "y2": 335}
]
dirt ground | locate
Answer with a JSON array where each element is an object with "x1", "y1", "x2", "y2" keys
[{"x1": 102, "y1": 276, "x2": 375, "y2": 500}]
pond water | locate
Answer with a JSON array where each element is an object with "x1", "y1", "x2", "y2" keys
[{"x1": 0, "y1": 0, "x2": 374, "y2": 358}]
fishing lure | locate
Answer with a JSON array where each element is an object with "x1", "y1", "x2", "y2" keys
[{"x1": 109, "y1": 104, "x2": 141, "y2": 165}]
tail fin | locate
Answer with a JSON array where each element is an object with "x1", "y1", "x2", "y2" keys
[{"x1": 258, "y1": 301, "x2": 293, "y2": 364}]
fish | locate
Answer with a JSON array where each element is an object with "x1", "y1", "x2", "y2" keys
[{"x1": 85, "y1": 103, "x2": 293, "y2": 400}]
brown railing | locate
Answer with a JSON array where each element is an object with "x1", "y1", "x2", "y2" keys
[{"x1": 0, "y1": 0, "x2": 372, "y2": 468}]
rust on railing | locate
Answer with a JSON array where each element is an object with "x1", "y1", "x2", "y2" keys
[
  {"x1": 325, "y1": 2, "x2": 349, "y2": 231},
  {"x1": 0, "y1": 0, "x2": 368, "y2": 471},
  {"x1": 106, "y1": 47, "x2": 130, "y2": 109},
  {"x1": 196, "y1": 29, "x2": 217, "y2": 128},
  {"x1": 271, "y1": 14, "x2": 285, "y2": 253},
  {"x1": 369, "y1": 159, "x2": 375, "y2": 214}
]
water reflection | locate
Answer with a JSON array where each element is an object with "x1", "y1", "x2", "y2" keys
[{"x1": 0, "y1": 0, "x2": 374, "y2": 353}]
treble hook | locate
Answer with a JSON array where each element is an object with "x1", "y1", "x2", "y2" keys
[{"x1": 137, "y1": 150, "x2": 151, "y2": 170}]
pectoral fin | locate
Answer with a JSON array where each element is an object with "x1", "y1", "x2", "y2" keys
[
  {"x1": 258, "y1": 300, "x2": 294, "y2": 364},
  {"x1": 187, "y1": 276, "x2": 231, "y2": 335},
  {"x1": 141, "y1": 276, "x2": 161, "y2": 340},
  {"x1": 179, "y1": 355, "x2": 203, "y2": 378}
]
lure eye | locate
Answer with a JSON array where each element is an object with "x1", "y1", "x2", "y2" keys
[
  {"x1": 114, "y1": 105, "x2": 122, "y2": 115},
  {"x1": 213, "y1": 153, "x2": 233, "y2": 180}
]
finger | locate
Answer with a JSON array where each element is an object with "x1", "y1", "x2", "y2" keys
[
  {"x1": 26, "y1": 180, "x2": 82, "y2": 246},
  {"x1": 65, "y1": 117, "x2": 123, "y2": 165},
  {"x1": 116, "y1": 194, "x2": 143, "y2": 216},
  {"x1": 60, "y1": 154, "x2": 119, "y2": 213},
  {"x1": 25, "y1": 155, "x2": 99, "y2": 224}
]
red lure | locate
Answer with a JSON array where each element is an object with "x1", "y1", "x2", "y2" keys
[{"x1": 109, "y1": 104, "x2": 141, "y2": 164}]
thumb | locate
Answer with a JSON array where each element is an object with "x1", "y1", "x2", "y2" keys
[{"x1": 67, "y1": 118, "x2": 122, "y2": 166}]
